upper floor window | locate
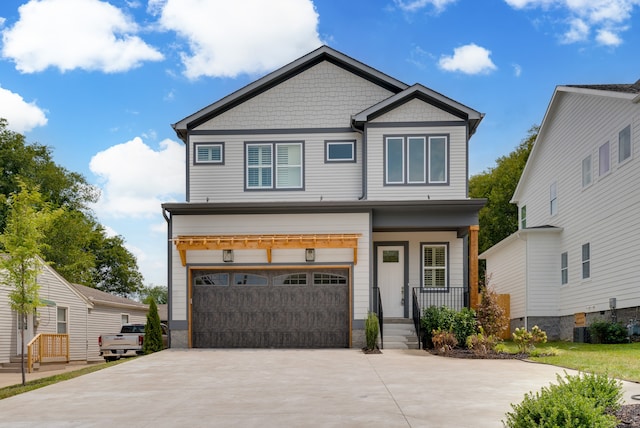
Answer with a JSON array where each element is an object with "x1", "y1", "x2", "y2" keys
[
  {"x1": 599, "y1": 142, "x2": 610, "y2": 176},
  {"x1": 325, "y1": 141, "x2": 355, "y2": 163},
  {"x1": 422, "y1": 244, "x2": 447, "y2": 289},
  {"x1": 560, "y1": 252, "x2": 568, "y2": 285},
  {"x1": 581, "y1": 243, "x2": 590, "y2": 279},
  {"x1": 57, "y1": 307, "x2": 68, "y2": 334},
  {"x1": 246, "y1": 142, "x2": 303, "y2": 190},
  {"x1": 385, "y1": 135, "x2": 448, "y2": 185},
  {"x1": 550, "y1": 181, "x2": 558, "y2": 216},
  {"x1": 619, "y1": 125, "x2": 631, "y2": 163},
  {"x1": 194, "y1": 143, "x2": 224, "y2": 164},
  {"x1": 581, "y1": 156, "x2": 591, "y2": 187},
  {"x1": 520, "y1": 205, "x2": 527, "y2": 229}
]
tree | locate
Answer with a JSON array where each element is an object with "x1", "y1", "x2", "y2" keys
[
  {"x1": 0, "y1": 181, "x2": 61, "y2": 385},
  {"x1": 143, "y1": 299, "x2": 163, "y2": 354},
  {"x1": 469, "y1": 125, "x2": 538, "y2": 254},
  {"x1": 138, "y1": 284, "x2": 168, "y2": 305},
  {"x1": 90, "y1": 233, "x2": 144, "y2": 297}
]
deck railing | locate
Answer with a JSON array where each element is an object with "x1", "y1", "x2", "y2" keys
[{"x1": 27, "y1": 333, "x2": 69, "y2": 373}]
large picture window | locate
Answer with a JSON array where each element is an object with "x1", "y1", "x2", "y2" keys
[
  {"x1": 422, "y1": 244, "x2": 447, "y2": 289},
  {"x1": 385, "y1": 135, "x2": 448, "y2": 185},
  {"x1": 246, "y1": 142, "x2": 303, "y2": 190}
]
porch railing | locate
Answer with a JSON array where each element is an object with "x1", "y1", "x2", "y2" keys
[
  {"x1": 412, "y1": 287, "x2": 467, "y2": 313},
  {"x1": 373, "y1": 286, "x2": 383, "y2": 349},
  {"x1": 27, "y1": 333, "x2": 69, "y2": 373},
  {"x1": 412, "y1": 288, "x2": 421, "y2": 349}
]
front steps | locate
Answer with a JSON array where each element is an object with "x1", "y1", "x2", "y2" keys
[
  {"x1": 0, "y1": 355, "x2": 68, "y2": 373},
  {"x1": 381, "y1": 318, "x2": 420, "y2": 350}
]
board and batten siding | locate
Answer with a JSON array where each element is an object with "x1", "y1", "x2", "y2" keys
[
  {"x1": 195, "y1": 61, "x2": 394, "y2": 131},
  {"x1": 188, "y1": 131, "x2": 362, "y2": 203},
  {"x1": 482, "y1": 236, "x2": 527, "y2": 319},
  {"x1": 86, "y1": 305, "x2": 147, "y2": 361},
  {"x1": 170, "y1": 212, "x2": 371, "y2": 323},
  {"x1": 516, "y1": 90, "x2": 640, "y2": 316},
  {"x1": 365, "y1": 124, "x2": 468, "y2": 200}
]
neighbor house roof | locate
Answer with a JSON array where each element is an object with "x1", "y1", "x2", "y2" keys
[
  {"x1": 71, "y1": 283, "x2": 148, "y2": 311},
  {"x1": 566, "y1": 79, "x2": 640, "y2": 94}
]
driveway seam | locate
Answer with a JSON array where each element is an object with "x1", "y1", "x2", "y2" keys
[{"x1": 364, "y1": 354, "x2": 412, "y2": 427}]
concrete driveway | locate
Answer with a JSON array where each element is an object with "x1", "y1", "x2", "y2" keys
[{"x1": 1, "y1": 349, "x2": 639, "y2": 427}]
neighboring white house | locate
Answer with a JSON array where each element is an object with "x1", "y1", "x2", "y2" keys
[
  {"x1": 0, "y1": 260, "x2": 148, "y2": 365},
  {"x1": 163, "y1": 46, "x2": 486, "y2": 349},
  {"x1": 480, "y1": 80, "x2": 640, "y2": 340}
]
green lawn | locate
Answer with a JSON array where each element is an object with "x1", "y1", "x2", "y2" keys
[{"x1": 504, "y1": 341, "x2": 640, "y2": 383}]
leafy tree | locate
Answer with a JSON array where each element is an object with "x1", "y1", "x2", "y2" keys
[
  {"x1": 90, "y1": 233, "x2": 144, "y2": 297},
  {"x1": 470, "y1": 125, "x2": 538, "y2": 254},
  {"x1": 143, "y1": 299, "x2": 163, "y2": 354},
  {"x1": 0, "y1": 181, "x2": 62, "y2": 385},
  {"x1": 138, "y1": 284, "x2": 168, "y2": 305}
]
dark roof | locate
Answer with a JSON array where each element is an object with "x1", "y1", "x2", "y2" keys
[
  {"x1": 567, "y1": 79, "x2": 640, "y2": 94},
  {"x1": 71, "y1": 283, "x2": 148, "y2": 310}
]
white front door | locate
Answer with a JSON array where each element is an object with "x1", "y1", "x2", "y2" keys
[
  {"x1": 16, "y1": 313, "x2": 34, "y2": 355},
  {"x1": 377, "y1": 245, "x2": 405, "y2": 318}
]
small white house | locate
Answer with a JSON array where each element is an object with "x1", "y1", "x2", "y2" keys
[{"x1": 480, "y1": 79, "x2": 640, "y2": 340}]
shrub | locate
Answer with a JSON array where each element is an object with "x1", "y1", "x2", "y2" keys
[
  {"x1": 452, "y1": 307, "x2": 477, "y2": 346},
  {"x1": 431, "y1": 329, "x2": 457, "y2": 353},
  {"x1": 589, "y1": 320, "x2": 629, "y2": 344},
  {"x1": 504, "y1": 372, "x2": 622, "y2": 428},
  {"x1": 466, "y1": 327, "x2": 499, "y2": 356},
  {"x1": 512, "y1": 326, "x2": 547, "y2": 354},
  {"x1": 476, "y1": 283, "x2": 508, "y2": 337},
  {"x1": 143, "y1": 299, "x2": 163, "y2": 354},
  {"x1": 364, "y1": 311, "x2": 379, "y2": 350},
  {"x1": 421, "y1": 306, "x2": 476, "y2": 348}
]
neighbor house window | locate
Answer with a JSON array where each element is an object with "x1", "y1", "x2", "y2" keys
[
  {"x1": 422, "y1": 244, "x2": 447, "y2": 288},
  {"x1": 385, "y1": 135, "x2": 448, "y2": 185},
  {"x1": 599, "y1": 142, "x2": 610, "y2": 176},
  {"x1": 619, "y1": 125, "x2": 631, "y2": 163},
  {"x1": 246, "y1": 142, "x2": 303, "y2": 189},
  {"x1": 325, "y1": 141, "x2": 355, "y2": 162},
  {"x1": 194, "y1": 143, "x2": 224, "y2": 164},
  {"x1": 57, "y1": 307, "x2": 68, "y2": 334},
  {"x1": 121, "y1": 314, "x2": 129, "y2": 325},
  {"x1": 561, "y1": 252, "x2": 568, "y2": 285},
  {"x1": 520, "y1": 205, "x2": 527, "y2": 229},
  {"x1": 581, "y1": 156, "x2": 591, "y2": 187},
  {"x1": 550, "y1": 182, "x2": 558, "y2": 216},
  {"x1": 581, "y1": 243, "x2": 590, "y2": 279}
]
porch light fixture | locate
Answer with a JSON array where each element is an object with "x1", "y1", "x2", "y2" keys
[
  {"x1": 223, "y1": 249, "x2": 234, "y2": 263},
  {"x1": 305, "y1": 248, "x2": 315, "y2": 262}
]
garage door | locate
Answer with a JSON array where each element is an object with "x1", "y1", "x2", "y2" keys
[{"x1": 191, "y1": 268, "x2": 350, "y2": 348}]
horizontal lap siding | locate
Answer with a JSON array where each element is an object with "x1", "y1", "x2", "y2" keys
[
  {"x1": 171, "y1": 213, "x2": 370, "y2": 322},
  {"x1": 189, "y1": 131, "x2": 362, "y2": 203},
  {"x1": 0, "y1": 291, "x2": 14, "y2": 363},
  {"x1": 484, "y1": 238, "x2": 526, "y2": 319},
  {"x1": 526, "y1": 233, "x2": 560, "y2": 316},
  {"x1": 87, "y1": 306, "x2": 148, "y2": 361}
]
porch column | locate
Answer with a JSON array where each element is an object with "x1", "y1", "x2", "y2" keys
[{"x1": 469, "y1": 225, "x2": 480, "y2": 310}]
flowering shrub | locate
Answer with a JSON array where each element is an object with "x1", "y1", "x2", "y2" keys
[
  {"x1": 431, "y1": 329, "x2": 458, "y2": 353},
  {"x1": 512, "y1": 326, "x2": 547, "y2": 353}
]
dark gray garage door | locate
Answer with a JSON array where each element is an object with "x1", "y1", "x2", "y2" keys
[{"x1": 191, "y1": 269, "x2": 350, "y2": 348}]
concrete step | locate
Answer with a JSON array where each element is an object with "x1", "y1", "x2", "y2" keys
[{"x1": 380, "y1": 319, "x2": 420, "y2": 350}]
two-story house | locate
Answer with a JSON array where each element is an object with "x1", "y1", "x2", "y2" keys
[
  {"x1": 480, "y1": 80, "x2": 640, "y2": 341},
  {"x1": 162, "y1": 46, "x2": 485, "y2": 349}
]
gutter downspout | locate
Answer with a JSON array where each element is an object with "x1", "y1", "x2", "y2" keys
[
  {"x1": 351, "y1": 120, "x2": 366, "y2": 200},
  {"x1": 162, "y1": 207, "x2": 172, "y2": 348}
]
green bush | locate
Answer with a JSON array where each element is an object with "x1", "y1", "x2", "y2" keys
[
  {"x1": 589, "y1": 320, "x2": 629, "y2": 344},
  {"x1": 504, "y1": 372, "x2": 622, "y2": 428},
  {"x1": 421, "y1": 306, "x2": 476, "y2": 348},
  {"x1": 143, "y1": 299, "x2": 163, "y2": 354},
  {"x1": 512, "y1": 326, "x2": 547, "y2": 353},
  {"x1": 364, "y1": 311, "x2": 379, "y2": 350}
]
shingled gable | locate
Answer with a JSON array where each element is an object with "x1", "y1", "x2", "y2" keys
[
  {"x1": 71, "y1": 283, "x2": 148, "y2": 311},
  {"x1": 171, "y1": 45, "x2": 410, "y2": 142}
]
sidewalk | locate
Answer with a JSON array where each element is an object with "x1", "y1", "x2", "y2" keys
[{"x1": 0, "y1": 361, "x2": 106, "y2": 389}]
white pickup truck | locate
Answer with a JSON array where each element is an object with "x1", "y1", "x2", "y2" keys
[{"x1": 99, "y1": 323, "x2": 168, "y2": 361}]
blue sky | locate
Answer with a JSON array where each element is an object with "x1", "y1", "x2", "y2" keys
[{"x1": 1, "y1": 0, "x2": 639, "y2": 287}]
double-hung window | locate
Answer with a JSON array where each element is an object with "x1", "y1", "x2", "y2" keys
[
  {"x1": 582, "y1": 243, "x2": 590, "y2": 279},
  {"x1": 57, "y1": 307, "x2": 68, "y2": 334},
  {"x1": 422, "y1": 244, "x2": 447, "y2": 289},
  {"x1": 246, "y1": 142, "x2": 303, "y2": 190},
  {"x1": 599, "y1": 142, "x2": 610, "y2": 176},
  {"x1": 194, "y1": 143, "x2": 224, "y2": 164},
  {"x1": 560, "y1": 252, "x2": 568, "y2": 285},
  {"x1": 619, "y1": 125, "x2": 631, "y2": 163},
  {"x1": 385, "y1": 135, "x2": 447, "y2": 185},
  {"x1": 581, "y1": 156, "x2": 591, "y2": 187}
]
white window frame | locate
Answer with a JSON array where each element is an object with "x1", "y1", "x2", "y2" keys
[
  {"x1": 520, "y1": 205, "x2": 527, "y2": 229},
  {"x1": 245, "y1": 142, "x2": 303, "y2": 190},
  {"x1": 560, "y1": 252, "x2": 568, "y2": 285},
  {"x1": 550, "y1": 181, "x2": 558, "y2": 216},
  {"x1": 275, "y1": 143, "x2": 303, "y2": 189},
  {"x1": 384, "y1": 135, "x2": 448, "y2": 185},
  {"x1": 421, "y1": 243, "x2": 448, "y2": 289},
  {"x1": 428, "y1": 136, "x2": 448, "y2": 184},
  {"x1": 57, "y1": 307, "x2": 68, "y2": 334},
  {"x1": 599, "y1": 142, "x2": 610, "y2": 176},
  {"x1": 121, "y1": 314, "x2": 129, "y2": 325},
  {"x1": 325, "y1": 141, "x2": 355, "y2": 163},
  {"x1": 581, "y1": 155, "x2": 591, "y2": 188},
  {"x1": 194, "y1": 142, "x2": 224, "y2": 164},
  {"x1": 618, "y1": 125, "x2": 632, "y2": 164},
  {"x1": 581, "y1": 243, "x2": 590, "y2": 280}
]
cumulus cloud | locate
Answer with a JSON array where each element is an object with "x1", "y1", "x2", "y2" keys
[
  {"x1": 1, "y1": 0, "x2": 163, "y2": 73},
  {"x1": 393, "y1": 0, "x2": 457, "y2": 12},
  {"x1": 89, "y1": 137, "x2": 185, "y2": 218},
  {"x1": 505, "y1": 0, "x2": 640, "y2": 46},
  {"x1": 149, "y1": 0, "x2": 322, "y2": 79},
  {"x1": 438, "y1": 44, "x2": 497, "y2": 75},
  {"x1": 0, "y1": 86, "x2": 47, "y2": 132}
]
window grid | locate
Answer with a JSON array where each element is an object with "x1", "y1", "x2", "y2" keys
[{"x1": 246, "y1": 142, "x2": 303, "y2": 190}]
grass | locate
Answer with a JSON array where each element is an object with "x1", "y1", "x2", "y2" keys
[
  {"x1": 501, "y1": 341, "x2": 640, "y2": 383},
  {"x1": 0, "y1": 358, "x2": 131, "y2": 400}
]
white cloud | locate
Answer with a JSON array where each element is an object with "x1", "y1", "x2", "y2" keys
[
  {"x1": 151, "y1": 0, "x2": 322, "y2": 79},
  {"x1": 438, "y1": 44, "x2": 497, "y2": 75},
  {"x1": 0, "y1": 86, "x2": 47, "y2": 132},
  {"x1": 512, "y1": 63, "x2": 523, "y2": 77},
  {"x1": 505, "y1": 0, "x2": 640, "y2": 46},
  {"x1": 89, "y1": 137, "x2": 185, "y2": 218},
  {"x1": 394, "y1": 0, "x2": 457, "y2": 12},
  {"x1": 1, "y1": 0, "x2": 163, "y2": 73}
]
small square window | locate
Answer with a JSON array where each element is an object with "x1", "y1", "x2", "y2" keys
[
  {"x1": 326, "y1": 141, "x2": 355, "y2": 162},
  {"x1": 194, "y1": 143, "x2": 224, "y2": 164}
]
